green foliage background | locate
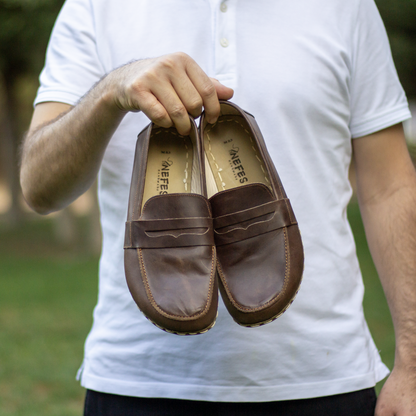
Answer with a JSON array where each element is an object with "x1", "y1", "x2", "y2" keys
[
  {"x1": 376, "y1": 0, "x2": 416, "y2": 98},
  {"x1": 0, "y1": 0, "x2": 415, "y2": 98},
  {"x1": 0, "y1": 0, "x2": 64, "y2": 78}
]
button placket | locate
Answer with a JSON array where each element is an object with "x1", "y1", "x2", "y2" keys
[{"x1": 214, "y1": 0, "x2": 237, "y2": 89}]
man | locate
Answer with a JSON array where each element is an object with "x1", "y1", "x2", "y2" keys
[{"x1": 20, "y1": 0, "x2": 416, "y2": 415}]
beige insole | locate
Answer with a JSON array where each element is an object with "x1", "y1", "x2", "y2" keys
[
  {"x1": 142, "y1": 129, "x2": 193, "y2": 207},
  {"x1": 204, "y1": 117, "x2": 271, "y2": 198}
]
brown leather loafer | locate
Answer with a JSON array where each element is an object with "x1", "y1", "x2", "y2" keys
[
  {"x1": 124, "y1": 118, "x2": 218, "y2": 335},
  {"x1": 200, "y1": 101, "x2": 304, "y2": 327}
]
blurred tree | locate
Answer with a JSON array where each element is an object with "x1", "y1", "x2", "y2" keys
[
  {"x1": 0, "y1": 0, "x2": 65, "y2": 221},
  {"x1": 376, "y1": 0, "x2": 416, "y2": 98},
  {"x1": 0, "y1": 0, "x2": 414, "y2": 224},
  {"x1": 0, "y1": 0, "x2": 64, "y2": 105}
]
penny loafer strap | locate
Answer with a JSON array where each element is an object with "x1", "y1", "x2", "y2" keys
[
  {"x1": 124, "y1": 217, "x2": 214, "y2": 248},
  {"x1": 213, "y1": 199, "x2": 297, "y2": 246}
]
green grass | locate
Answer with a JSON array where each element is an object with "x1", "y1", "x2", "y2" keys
[
  {"x1": 0, "y1": 218, "x2": 98, "y2": 416},
  {"x1": 0, "y1": 204, "x2": 395, "y2": 414}
]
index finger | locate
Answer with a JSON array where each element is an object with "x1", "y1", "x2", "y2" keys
[{"x1": 185, "y1": 61, "x2": 221, "y2": 124}]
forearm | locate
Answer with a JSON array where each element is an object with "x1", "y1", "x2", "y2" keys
[
  {"x1": 358, "y1": 174, "x2": 416, "y2": 367},
  {"x1": 353, "y1": 125, "x2": 416, "y2": 415},
  {"x1": 20, "y1": 75, "x2": 126, "y2": 214},
  {"x1": 21, "y1": 53, "x2": 234, "y2": 214}
]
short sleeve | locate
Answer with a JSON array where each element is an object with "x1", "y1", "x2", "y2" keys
[
  {"x1": 349, "y1": 0, "x2": 411, "y2": 138},
  {"x1": 35, "y1": 0, "x2": 105, "y2": 106}
]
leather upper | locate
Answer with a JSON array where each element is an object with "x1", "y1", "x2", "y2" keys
[
  {"x1": 200, "y1": 101, "x2": 304, "y2": 326},
  {"x1": 124, "y1": 120, "x2": 218, "y2": 334}
]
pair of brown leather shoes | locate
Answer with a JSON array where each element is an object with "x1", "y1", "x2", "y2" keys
[{"x1": 124, "y1": 101, "x2": 304, "y2": 335}]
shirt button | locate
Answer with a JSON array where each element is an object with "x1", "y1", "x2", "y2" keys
[
  {"x1": 220, "y1": 2, "x2": 227, "y2": 12},
  {"x1": 220, "y1": 38, "x2": 229, "y2": 48}
]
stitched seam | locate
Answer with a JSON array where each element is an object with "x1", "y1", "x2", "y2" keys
[
  {"x1": 241, "y1": 118, "x2": 270, "y2": 186},
  {"x1": 133, "y1": 160, "x2": 141, "y2": 219},
  {"x1": 133, "y1": 129, "x2": 151, "y2": 218},
  {"x1": 248, "y1": 117, "x2": 286, "y2": 198},
  {"x1": 215, "y1": 211, "x2": 278, "y2": 235},
  {"x1": 144, "y1": 227, "x2": 210, "y2": 239},
  {"x1": 213, "y1": 199, "x2": 291, "y2": 245},
  {"x1": 215, "y1": 199, "x2": 283, "y2": 224},
  {"x1": 282, "y1": 227, "x2": 290, "y2": 299},
  {"x1": 242, "y1": 115, "x2": 274, "y2": 188},
  {"x1": 169, "y1": 130, "x2": 190, "y2": 192},
  {"x1": 138, "y1": 247, "x2": 215, "y2": 321},
  {"x1": 205, "y1": 117, "x2": 270, "y2": 191},
  {"x1": 205, "y1": 122, "x2": 225, "y2": 190},
  {"x1": 184, "y1": 135, "x2": 189, "y2": 192},
  {"x1": 148, "y1": 315, "x2": 216, "y2": 336}
]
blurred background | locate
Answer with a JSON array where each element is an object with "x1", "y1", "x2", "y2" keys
[{"x1": 0, "y1": 0, "x2": 415, "y2": 415}]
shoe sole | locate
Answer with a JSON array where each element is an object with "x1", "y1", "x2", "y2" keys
[{"x1": 143, "y1": 311, "x2": 218, "y2": 336}]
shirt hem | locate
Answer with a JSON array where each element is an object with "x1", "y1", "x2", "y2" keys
[
  {"x1": 34, "y1": 90, "x2": 83, "y2": 107},
  {"x1": 79, "y1": 367, "x2": 389, "y2": 402},
  {"x1": 350, "y1": 105, "x2": 411, "y2": 138}
]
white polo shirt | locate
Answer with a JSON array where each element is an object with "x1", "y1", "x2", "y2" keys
[{"x1": 35, "y1": 0, "x2": 410, "y2": 402}]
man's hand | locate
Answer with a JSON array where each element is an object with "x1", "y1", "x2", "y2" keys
[
  {"x1": 108, "y1": 53, "x2": 233, "y2": 135},
  {"x1": 376, "y1": 365, "x2": 416, "y2": 415},
  {"x1": 21, "y1": 52, "x2": 233, "y2": 213},
  {"x1": 353, "y1": 124, "x2": 416, "y2": 416}
]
